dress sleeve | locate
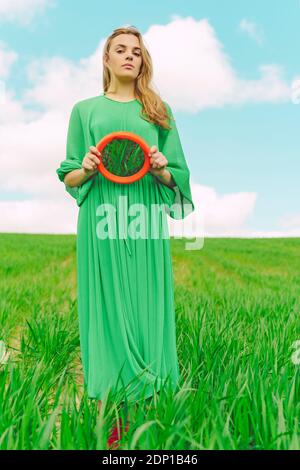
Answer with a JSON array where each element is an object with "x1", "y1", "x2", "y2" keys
[
  {"x1": 154, "y1": 101, "x2": 195, "y2": 219},
  {"x1": 56, "y1": 104, "x2": 96, "y2": 206}
]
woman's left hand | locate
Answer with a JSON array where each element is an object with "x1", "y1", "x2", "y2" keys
[{"x1": 148, "y1": 145, "x2": 168, "y2": 177}]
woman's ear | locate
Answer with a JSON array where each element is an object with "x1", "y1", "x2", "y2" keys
[{"x1": 104, "y1": 52, "x2": 109, "y2": 68}]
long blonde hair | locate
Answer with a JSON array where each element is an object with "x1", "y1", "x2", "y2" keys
[{"x1": 102, "y1": 26, "x2": 173, "y2": 130}]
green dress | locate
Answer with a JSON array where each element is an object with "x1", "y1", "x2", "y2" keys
[{"x1": 56, "y1": 94, "x2": 194, "y2": 403}]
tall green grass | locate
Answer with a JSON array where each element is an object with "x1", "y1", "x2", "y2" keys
[{"x1": 0, "y1": 233, "x2": 299, "y2": 449}]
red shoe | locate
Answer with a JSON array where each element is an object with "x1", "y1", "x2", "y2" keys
[{"x1": 107, "y1": 417, "x2": 130, "y2": 449}]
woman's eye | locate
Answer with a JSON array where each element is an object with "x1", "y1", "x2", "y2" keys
[{"x1": 116, "y1": 50, "x2": 140, "y2": 57}]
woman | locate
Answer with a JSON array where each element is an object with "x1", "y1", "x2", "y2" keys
[{"x1": 56, "y1": 25, "x2": 194, "y2": 448}]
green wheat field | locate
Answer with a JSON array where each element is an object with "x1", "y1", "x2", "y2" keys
[{"x1": 0, "y1": 233, "x2": 299, "y2": 450}]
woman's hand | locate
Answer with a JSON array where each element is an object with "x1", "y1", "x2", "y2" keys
[
  {"x1": 148, "y1": 145, "x2": 168, "y2": 177},
  {"x1": 82, "y1": 146, "x2": 102, "y2": 175}
]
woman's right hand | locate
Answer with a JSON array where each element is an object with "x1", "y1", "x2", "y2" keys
[{"x1": 82, "y1": 146, "x2": 102, "y2": 175}]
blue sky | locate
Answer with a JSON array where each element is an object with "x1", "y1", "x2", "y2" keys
[{"x1": 0, "y1": 0, "x2": 299, "y2": 236}]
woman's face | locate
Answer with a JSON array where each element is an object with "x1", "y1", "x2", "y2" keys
[{"x1": 105, "y1": 33, "x2": 142, "y2": 81}]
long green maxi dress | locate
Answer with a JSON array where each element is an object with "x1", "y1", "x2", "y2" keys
[{"x1": 56, "y1": 94, "x2": 194, "y2": 403}]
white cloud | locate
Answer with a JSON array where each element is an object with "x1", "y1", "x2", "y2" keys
[
  {"x1": 0, "y1": 41, "x2": 18, "y2": 79},
  {"x1": 232, "y1": 64, "x2": 289, "y2": 104},
  {"x1": 147, "y1": 16, "x2": 290, "y2": 110},
  {"x1": 0, "y1": 0, "x2": 55, "y2": 25},
  {"x1": 278, "y1": 213, "x2": 300, "y2": 229},
  {"x1": 0, "y1": 198, "x2": 78, "y2": 234},
  {"x1": 0, "y1": 109, "x2": 68, "y2": 196},
  {"x1": 0, "y1": 42, "x2": 37, "y2": 120},
  {"x1": 239, "y1": 18, "x2": 264, "y2": 45},
  {"x1": 20, "y1": 16, "x2": 294, "y2": 113},
  {"x1": 0, "y1": 86, "x2": 38, "y2": 123},
  {"x1": 191, "y1": 183, "x2": 257, "y2": 230},
  {"x1": 23, "y1": 46, "x2": 103, "y2": 112},
  {"x1": 166, "y1": 181, "x2": 258, "y2": 239}
]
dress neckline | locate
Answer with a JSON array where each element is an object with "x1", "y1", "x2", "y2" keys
[{"x1": 101, "y1": 93, "x2": 138, "y2": 103}]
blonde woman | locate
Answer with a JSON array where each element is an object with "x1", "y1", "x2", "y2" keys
[{"x1": 56, "y1": 25, "x2": 194, "y2": 449}]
